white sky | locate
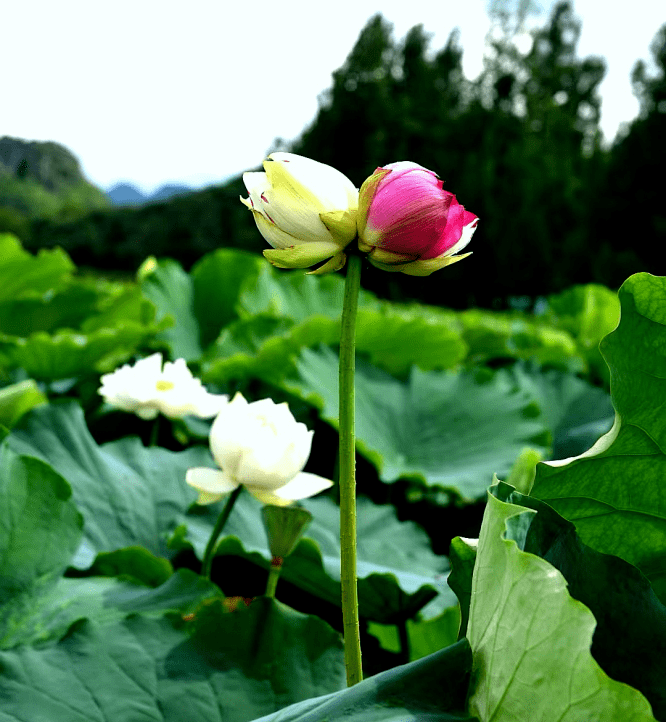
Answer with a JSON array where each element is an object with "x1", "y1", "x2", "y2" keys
[{"x1": 2, "y1": 0, "x2": 664, "y2": 194}]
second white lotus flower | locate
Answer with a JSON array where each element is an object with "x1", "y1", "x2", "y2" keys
[
  {"x1": 186, "y1": 392, "x2": 333, "y2": 506},
  {"x1": 98, "y1": 353, "x2": 228, "y2": 420}
]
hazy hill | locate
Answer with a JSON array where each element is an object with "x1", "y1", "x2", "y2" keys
[
  {"x1": 106, "y1": 182, "x2": 192, "y2": 206},
  {"x1": 0, "y1": 136, "x2": 110, "y2": 223}
]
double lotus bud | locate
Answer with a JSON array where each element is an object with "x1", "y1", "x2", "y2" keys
[{"x1": 241, "y1": 154, "x2": 477, "y2": 276}]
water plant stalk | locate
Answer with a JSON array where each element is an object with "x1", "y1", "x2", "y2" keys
[
  {"x1": 339, "y1": 252, "x2": 363, "y2": 686},
  {"x1": 265, "y1": 557, "x2": 283, "y2": 599},
  {"x1": 202, "y1": 485, "x2": 243, "y2": 579}
]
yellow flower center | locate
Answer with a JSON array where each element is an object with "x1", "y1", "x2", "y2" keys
[{"x1": 155, "y1": 380, "x2": 175, "y2": 392}]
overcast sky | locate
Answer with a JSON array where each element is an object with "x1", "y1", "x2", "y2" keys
[{"x1": 2, "y1": 0, "x2": 664, "y2": 193}]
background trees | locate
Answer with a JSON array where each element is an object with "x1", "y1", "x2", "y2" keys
[{"x1": 5, "y1": 2, "x2": 665, "y2": 309}]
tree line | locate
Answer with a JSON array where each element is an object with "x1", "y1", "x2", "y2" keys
[{"x1": 11, "y1": 2, "x2": 666, "y2": 308}]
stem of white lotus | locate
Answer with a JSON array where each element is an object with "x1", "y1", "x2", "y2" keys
[
  {"x1": 265, "y1": 556, "x2": 283, "y2": 598},
  {"x1": 339, "y1": 252, "x2": 363, "y2": 686},
  {"x1": 149, "y1": 415, "x2": 161, "y2": 447},
  {"x1": 202, "y1": 485, "x2": 243, "y2": 580}
]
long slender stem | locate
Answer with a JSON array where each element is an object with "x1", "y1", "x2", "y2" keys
[
  {"x1": 149, "y1": 415, "x2": 161, "y2": 447},
  {"x1": 202, "y1": 485, "x2": 243, "y2": 579},
  {"x1": 265, "y1": 557, "x2": 283, "y2": 598},
  {"x1": 339, "y1": 253, "x2": 363, "y2": 686}
]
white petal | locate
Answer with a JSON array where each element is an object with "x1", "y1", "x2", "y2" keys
[
  {"x1": 248, "y1": 472, "x2": 333, "y2": 505},
  {"x1": 443, "y1": 218, "x2": 478, "y2": 258},
  {"x1": 185, "y1": 467, "x2": 239, "y2": 495}
]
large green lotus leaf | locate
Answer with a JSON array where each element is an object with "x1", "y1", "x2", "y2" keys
[
  {"x1": 456, "y1": 307, "x2": 582, "y2": 368},
  {"x1": 0, "y1": 233, "x2": 74, "y2": 304},
  {"x1": 451, "y1": 482, "x2": 666, "y2": 717},
  {"x1": 238, "y1": 262, "x2": 377, "y2": 322},
  {"x1": 245, "y1": 638, "x2": 476, "y2": 722},
  {"x1": 204, "y1": 295, "x2": 466, "y2": 386},
  {"x1": 139, "y1": 256, "x2": 203, "y2": 360},
  {"x1": 190, "y1": 248, "x2": 265, "y2": 348},
  {"x1": 466, "y1": 483, "x2": 656, "y2": 721},
  {"x1": 0, "y1": 599, "x2": 345, "y2": 722},
  {"x1": 0, "y1": 569, "x2": 219, "y2": 649},
  {"x1": 511, "y1": 366, "x2": 614, "y2": 459},
  {"x1": 515, "y1": 490, "x2": 666, "y2": 718},
  {"x1": 287, "y1": 347, "x2": 546, "y2": 500},
  {"x1": 0, "y1": 280, "x2": 100, "y2": 336},
  {"x1": 354, "y1": 302, "x2": 467, "y2": 376},
  {"x1": 182, "y1": 492, "x2": 453, "y2": 623},
  {"x1": 544, "y1": 283, "x2": 621, "y2": 351},
  {"x1": 543, "y1": 282, "x2": 621, "y2": 383},
  {"x1": 0, "y1": 379, "x2": 47, "y2": 428},
  {"x1": 0, "y1": 322, "x2": 157, "y2": 381},
  {"x1": 6, "y1": 402, "x2": 208, "y2": 566},
  {"x1": 80, "y1": 282, "x2": 161, "y2": 333},
  {"x1": 0, "y1": 442, "x2": 82, "y2": 636},
  {"x1": 531, "y1": 274, "x2": 666, "y2": 597}
]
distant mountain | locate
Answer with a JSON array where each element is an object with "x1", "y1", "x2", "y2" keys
[
  {"x1": 106, "y1": 182, "x2": 192, "y2": 207},
  {"x1": 106, "y1": 183, "x2": 146, "y2": 206},
  {"x1": 0, "y1": 136, "x2": 110, "y2": 220}
]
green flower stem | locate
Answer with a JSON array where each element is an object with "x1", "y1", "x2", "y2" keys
[
  {"x1": 149, "y1": 415, "x2": 161, "y2": 447},
  {"x1": 339, "y1": 252, "x2": 363, "y2": 686},
  {"x1": 202, "y1": 485, "x2": 243, "y2": 580},
  {"x1": 265, "y1": 556, "x2": 283, "y2": 598}
]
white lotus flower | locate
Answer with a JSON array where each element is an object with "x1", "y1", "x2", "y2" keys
[
  {"x1": 240, "y1": 152, "x2": 358, "y2": 274},
  {"x1": 186, "y1": 392, "x2": 333, "y2": 506},
  {"x1": 98, "y1": 353, "x2": 228, "y2": 420}
]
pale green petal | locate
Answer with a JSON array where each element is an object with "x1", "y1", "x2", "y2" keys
[
  {"x1": 357, "y1": 168, "x2": 391, "y2": 237},
  {"x1": 319, "y1": 209, "x2": 358, "y2": 246},
  {"x1": 399, "y1": 252, "x2": 472, "y2": 276},
  {"x1": 369, "y1": 247, "x2": 419, "y2": 265},
  {"x1": 307, "y1": 251, "x2": 347, "y2": 275},
  {"x1": 195, "y1": 490, "x2": 225, "y2": 505},
  {"x1": 263, "y1": 242, "x2": 341, "y2": 269}
]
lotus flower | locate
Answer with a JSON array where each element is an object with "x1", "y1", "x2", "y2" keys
[
  {"x1": 357, "y1": 161, "x2": 478, "y2": 276},
  {"x1": 241, "y1": 152, "x2": 358, "y2": 274},
  {"x1": 99, "y1": 353, "x2": 228, "y2": 420},
  {"x1": 186, "y1": 392, "x2": 333, "y2": 506}
]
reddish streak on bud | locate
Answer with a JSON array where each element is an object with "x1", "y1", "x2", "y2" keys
[{"x1": 261, "y1": 193, "x2": 269, "y2": 203}]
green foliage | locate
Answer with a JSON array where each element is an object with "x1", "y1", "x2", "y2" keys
[
  {"x1": 287, "y1": 347, "x2": 547, "y2": 499},
  {"x1": 0, "y1": 235, "x2": 164, "y2": 381},
  {"x1": 6, "y1": 402, "x2": 208, "y2": 566},
  {"x1": 0, "y1": 601, "x2": 345, "y2": 722},
  {"x1": 0, "y1": 379, "x2": 47, "y2": 428},
  {"x1": 464, "y1": 483, "x2": 657, "y2": 720},
  {"x1": 180, "y1": 492, "x2": 451, "y2": 624},
  {"x1": 250, "y1": 639, "x2": 475, "y2": 721},
  {"x1": 532, "y1": 274, "x2": 666, "y2": 599},
  {"x1": 3, "y1": 233, "x2": 666, "y2": 718}
]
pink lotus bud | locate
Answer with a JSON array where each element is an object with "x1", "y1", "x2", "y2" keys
[{"x1": 357, "y1": 161, "x2": 478, "y2": 276}]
